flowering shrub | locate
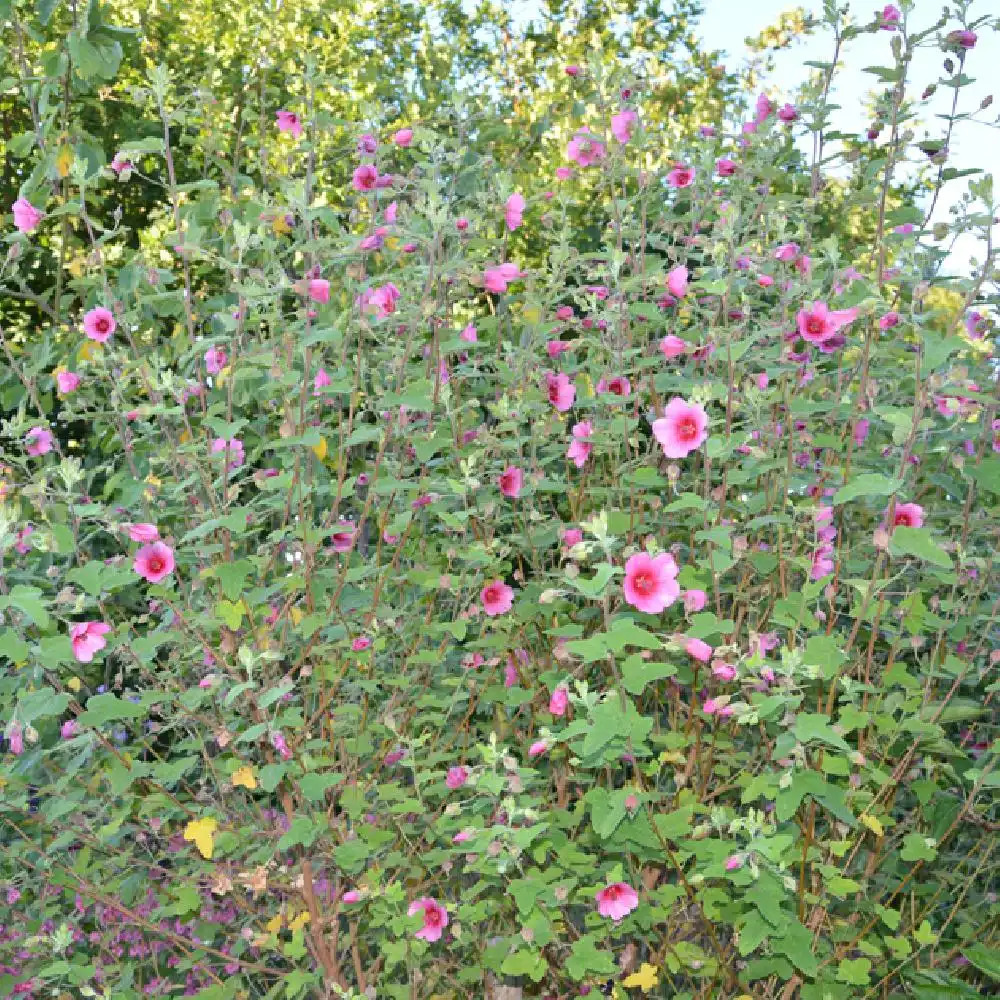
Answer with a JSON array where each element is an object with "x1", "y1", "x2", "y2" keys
[{"x1": 1, "y1": 1, "x2": 999, "y2": 999}]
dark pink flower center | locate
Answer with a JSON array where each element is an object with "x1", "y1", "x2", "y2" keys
[
  {"x1": 604, "y1": 885, "x2": 621, "y2": 901},
  {"x1": 677, "y1": 416, "x2": 699, "y2": 441},
  {"x1": 425, "y1": 907, "x2": 442, "y2": 926},
  {"x1": 147, "y1": 556, "x2": 163, "y2": 573},
  {"x1": 632, "y1": 571, "x2": 654, "y2": 596},
  {"x1": 96, "y1": 317, "x2": 110, "y2": 333},
  {"x1": 806, "y1": 316, "x2": 824, "y2": 335}
]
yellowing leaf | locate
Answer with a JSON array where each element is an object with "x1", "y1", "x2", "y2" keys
[
  {"x1": 264, "y1": 913, "x2": 283, "y2": 934},
  {"x1": 56, "y1": 145, "x2": 75, "y2": 178},
  {"x1": 623, "y1": 963, "x2": 660, "y2": 991},
  {"x1": 290, "y1": 607, "x2": 304, "y2": 625},
  {"x1": 272, "y1": 214, "x2": 292, "y2": 236},
  {"x1": 312, "y1": 435, "x2": 328, "y2": 461},
  {"x1": 232, "y1": 765, "x2": 257, "y2": 790},
  {"x1": 288, "y1": 910, "x2": 310, "y2": 931},
  {"x1": 77, "y1": 340, "x2": 100, "y2": 362},
  {"x1": 183, "y1": 816, "x2": 218, "y2": 859},
  {"x1": 67, "y1": 677, "x2": 81, "y2": 693},
  {"x1": 860, "y1": 814, "x2": 884, "y2": 837},
  {"x1": 179, "y1": 430, "x2": 191, "y2": 444},
  {"x1": 522, "y1": 303, "x2": 541, "y2": 324}
]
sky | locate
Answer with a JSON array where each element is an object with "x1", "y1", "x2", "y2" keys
[
  {"x1": 695, "y1": 0, "x2": 999, "y2": 275},
  {"x1": 486, "y1": 0, "x2": 999, "y2": 276}
]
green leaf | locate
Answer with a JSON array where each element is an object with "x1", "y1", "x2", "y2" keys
[
  {"x1": 794, "y1": 713, "x2": 850, "y2": 751},
  {"x1": 0, "y1": 629, "x2": 30, "y2": 664},
  {"x1": 833, "y1": 473, "x2": 902, "y2": 505},
  {"x1": 77, "y1": 694, "x2": 145, "y2": 727},
  {"x1": 277, "y1": 817, "x2": 319, "y2": 851},
  {"x1": 970, "y1": 456, "x2": 1000, "y2": 495},
  {"x1": 889, "y1": 526, "x2": 952, "y2": 568},
  {"x1": 567, "y1": 563, "x2": 616, "y2": 598},
  {"x1": 836, "y1": 958, "x2": 872, "y2": 985},
  {"x1": 960, "y1": 943, "x2": 1000, "y2": 981},
  {"x1": 566, "y1": 933, "x2": 617, "y2": 980},
  {"x1": 2, "y1": 585, "x2": 51, "y2": 631},
  {"x1": 298, "y1": 772, "x2": 343, "y2": 802},
  {"x1": 216, "y1": 560, "x2": 253, "y2": 600},
  {"x1": 772, "y1": 918, "x2": 818, "y2": 976},
  {"x1": 621, "y1": 656, "x2": 675, "y2": 695},
  {"x1": 16, "y1": 687, "x2": 71, "y2": 725},
  {"x1": 216, "y1": 599, "x2": 244, "y2": 629}
]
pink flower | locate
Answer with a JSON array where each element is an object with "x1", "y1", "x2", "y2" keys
[
  {"x1": 716, "y1": 158, "x2": 737, "y2": 176},
  {"x1": 566, "y1": 127, "x2": 607, "y2": 167},
  {"x1": 483, "y1": 262, "x2": 521, "y2": 293},
  {"x1": 796, "y1": 301, "x2": 858, "y2": 350},
  {"x1": 652, "y1": 398, "x2": 709, "y2": 459},
  {"x1": 60, "y1": 720, "x2": 79, "y2": 739},
  {"x1": 124, "y1": 523, "x2": 159, "y2": 542},
  {"x1": 879, "y1": 4, "x2": 901, "y2": 30},
  {"x1": 565, "y1": 64, "x2": 581, "y2": 76},
  {"x1": 567, "y1": 420, "x2": 593, "y2": 468},
  {"x1": 83, "y1": 307, "x2": 116, "y2": 343},
  {"x1": 331, "y1": 522, "x2": 356, "y2": 553},
  {"x1": 499, "y1": 466, "x2": 524, "y2": 498},
  {"x1": 455, "y1": 216, "x2": 469, "y2": 230},
  {"x1": 393, "y1": 128, "x2": 414, "y2": 147},
  {"x1": 712, "y1": 660, "x2": 738, "y2": 682},
  {"x1": 774, "y1": 242, "x2": 800, "y2": 262},
  {"x1": 686, "y1": 638, "x2": 713, "y2": 662},
  {"x1": 452, "y1": 829, "x2": 473, "y2": 844},
  {"x1": 351, "y1": 637, "x2": 371, "y2": 652},
  {"x1": 777, "y1": 103, "x2": 798, "y2": 123},
  {"x1": 683, "y1": 589, "x2": 707, "y2": 613},
  {"x1": 947, "y1": 29, "x2": 976, "y2": 49},
  {"x1": 56, "y1": 371, "x2": 81, "y2": 394},
  {"x1": 276, "y1": 110, "x2": 302, "y2": 137},
  {"x1": 505, "y1": 192, "x2": 525, "y2": 232},
  {"x1": 8, "y1": 722, "x2": 24, "y2": 756},
  {"x1": 211, "y1": 437, "x2": 245, "y2": 470},
  {"x1": 460, "y1": 323, "x2": 477, "y2": 342},
  {"x1": 204, "y1": 345, "x2": 227, "y2": 374},
  {"x1": 547, "y1": 339, "x2": 571, "y2": 359},
  {"x1": 667, "y1": 165, "x2": 695, "y2": 188},
  {"x1": 110, "y1": 152, "x2": 133, "y2": 175},
  {"x1": 610, "y1": 109, "x2": 638, "y2": 144},
  {"x1": 811, "y1": 544, "x2": 835, "y2": 580},
  {"x1": 725, "y1": 854, "x2": 744, "y2": 871},
  {"x1": 308, "y1": 279, "x2": 330, "y2": 304},
  {"x1": 757, "y1": 274, "x2": 775, "y2": 288},
  {"x1": 133, "y1": 541, "x2": 175, "y2": 583},
  {"x1": 555, "y1": 166, "x2": 573, "y2": 181},
  {"x1": 595, "y1": 882, "x2": 639, "y2": 921},
  {"x1": 342, "y1": 890, "x2": 362, "y2": 904},
  {"x1": 357, "y1": 133, "x2": 378, "y2": 154},
  {"x1": 13, "y1": 197, "x2": 44, "y2": 233},
  {"x1": 352, "y1": 165, "x2": 378, "y2": 192},
  {"x1": 528, "y1": 740, "x2": 548, "y2": 758},
  {"x1": 367, "y1": 282, "x2": 401, "y2": 318},
  {"x1": 70, "y1": 621, "x2": 111, "y2": 663},
  {"x1": 597, "y1": 376, "x2": 630, "y2": 397},
  {"x1": 561, "y1": 528, "x2": 583, "y2": 550},
  {"x1": 890, "y1": 502, "x2": 924, "y2": 529},
  {"x1": 481, "y1": 579, "x2": 514, "y2": 617},
  {"x1": 623, "y1": 552, "x2": 680, "y2": 614},
  {"x1": 446, "y1": 765, "x2": 469, "y2": 790},
  {"x1": 25, "y1": 427, "x2": 53, "y2": 456},
  {"x1": 659, "y1": 334, "x2": 688, "y2": 359},
  {"x1": 546, "y1": 372, "x2": 576, "y2": 412},
  {"x1": 667, "y1": 265, "x2": 689, "y2": 298},
  {"x1": 408, "y1": 897, "x2": 448, "y2": 941},
  {"x1": 549, "y1": 686, "x2": 569, "y2": 716}
]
